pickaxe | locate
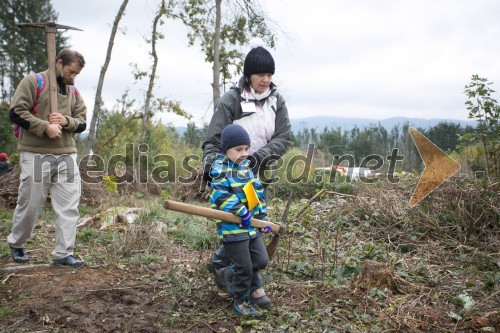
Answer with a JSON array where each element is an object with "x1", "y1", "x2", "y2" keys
[
  {"x1": 17, "y1": 22, "x2": 82, "y2": 115},
  {"x1": 164, "y1": 200, "x2": 287, "y2": 259}
]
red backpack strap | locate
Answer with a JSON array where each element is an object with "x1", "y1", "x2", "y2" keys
[
  {"x1": 35, "y1": 72, "x2": 45, "y2": 95},
  {"x1": 70, "y1": 85, "x2": 76, "y2": 96},
  {"x1": 14, "y1": 72, "x2": 45, "y2": 137},
  {"x1": 32, "y1": 72, "x2": 46, "y2": 115},
  {"x1": 69, "y1": 85, "x2": 78, "y2": 111}
]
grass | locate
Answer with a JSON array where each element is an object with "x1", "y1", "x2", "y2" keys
[
  {"x1": 73, "y1": 198, "x2": 219, "y2": 266},
  {"x1": 127, "y1": 253, "x2": 163, "y2": 265},
  {"x1": 0, "y1": 177, "x2": 498, "y2": 332},
  {"x1": 0, "y1": 308, "x2": 15, "y2": 316}
]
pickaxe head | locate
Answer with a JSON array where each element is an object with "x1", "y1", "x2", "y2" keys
[{"x1": 17, "y1": 22, "x2": 83, "y2": 32}]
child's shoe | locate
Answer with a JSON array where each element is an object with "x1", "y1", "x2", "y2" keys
[
  {"x1": 250, "y1": 287, "x2": 271, "y2": 309},
  {"x1": 233, "y1": 296, "x2": 262, "y2": 317}
]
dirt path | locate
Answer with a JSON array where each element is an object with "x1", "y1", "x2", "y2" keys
[
  {"x1": 1, "y1": 261, "x2": 244, "y2": 332},
  {"x1": 2, "y1": 265, "x2": 168, "y2": 332},
  {"x1": 2, "y1": 260, "x2": 497, "y2": 332}
]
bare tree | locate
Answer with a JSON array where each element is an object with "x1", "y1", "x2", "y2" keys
[
  {"x1": 84, "y1": 0, "x2": 129, "y2": 158},
  {"x1": 168, "y1": 0, "x2": 277, "y2": 111},
  {"x1": 132, "y1": 1, "x2": 191, "y2": 146},
  {"x1": 140, "y1": 0, "x2": 167, "y2": 145},
  {"x1": 212, "y1": 0, "x2": 222, "y2": 109}
]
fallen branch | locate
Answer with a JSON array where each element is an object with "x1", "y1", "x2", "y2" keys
[
  {"x1": 2, "y1": 264, "x2": 51, "y2": 271},
  {"x1": 295, "y1": 189, "x2": 358, "y2": 219},
  {"x1": 1, "y1": 273, "x2": 15, "y2": 284},
  {"x1": 85, "y1": 285, "x2": 141, "y2": 292},
  {"x1": 324, "y1": 191, "x2": 357, "y2": 198},
  {"x1": 296, "y1": 189, "x2": 327, "y2": 219}
]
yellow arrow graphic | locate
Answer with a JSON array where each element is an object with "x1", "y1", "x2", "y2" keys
[{"x1": 409, "y1": 128, "x2": 461, "y2": 207}]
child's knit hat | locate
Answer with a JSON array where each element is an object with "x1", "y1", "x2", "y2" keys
[{"x1": 221, "y1": 124, "x2": 251, "y2": 152}]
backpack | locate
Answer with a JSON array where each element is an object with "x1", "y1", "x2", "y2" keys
[{"x1": 13, "y1": 72, "x2": 78, "y2": 137}]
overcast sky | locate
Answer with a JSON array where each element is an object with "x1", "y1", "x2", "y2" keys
[{"x1": 51, "y1": 0, "x2": 500, "y2": 128}]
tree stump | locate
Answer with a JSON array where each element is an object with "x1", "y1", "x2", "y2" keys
[{"x1": 354, "y1": 259, "x2": 403, "y2": 294}]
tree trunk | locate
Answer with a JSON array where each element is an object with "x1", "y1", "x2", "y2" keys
[
  {"x1": 140, "y1": 0, "x2": 166, "y2": 145},
  {"x1": 211, "y1": 0, "x2": 222, "y2": 111},
  {"x1": 85, "y1": 0, "x2": 129, "y2": 159}
]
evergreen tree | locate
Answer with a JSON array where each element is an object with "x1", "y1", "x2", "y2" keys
[
  {"x1": 183, "y1": 122, "x2": 206, "y2": 149},
  {"x1": 318, "y1": 126, "x2": 348, "y2": 156},
  {"x1": 425, "y1": 121, "x2": 463, "y2": 153},
  {"x1": 0, "y1": 0, "x2": 68, "y2": 101},
  {"x1": 0, "y1": 101, "x2": 16, "y2": 153}
]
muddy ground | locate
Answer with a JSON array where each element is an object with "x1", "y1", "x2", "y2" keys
[
  {"x1": 0, "y1": 178, "x2": 498, "y2": 332},
  {"x1": 1, "y1": 246, "x2": 498, "y2": 333}
]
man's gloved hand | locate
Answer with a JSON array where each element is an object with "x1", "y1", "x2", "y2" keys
[
  {"x1": 202, "y1": 163, "x2": 212, "y2": 184},
  {"x1": 239, "y1": 210, "x2": 252, "y2": 228},
  {"x1": 261, "y1": 226, "x2": 272, "y2": 234}
]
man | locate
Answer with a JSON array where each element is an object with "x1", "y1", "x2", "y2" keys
[{"x1": 8, "y1": 49, "x2": 87, "y2": 267}]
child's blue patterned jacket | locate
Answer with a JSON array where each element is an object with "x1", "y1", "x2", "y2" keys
[{"x1": 209, "y1": 153, "x2": 267, "y2": 242}]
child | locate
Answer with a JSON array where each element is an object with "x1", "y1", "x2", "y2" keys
[{"x1": 209, "y1": 124, "x2": 271, "y2": 317}]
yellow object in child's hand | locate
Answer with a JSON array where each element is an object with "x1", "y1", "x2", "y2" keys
[{"x1": 243, "y1": 182, "x2": 259, "y2": 210}]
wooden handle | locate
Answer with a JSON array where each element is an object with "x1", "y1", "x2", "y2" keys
[
  {"x1": 45, "y1": 28, "x2": 57, "y2": 114},
  {"x1": 164, "y1": 200, "x2": 281, "y2": 233}
]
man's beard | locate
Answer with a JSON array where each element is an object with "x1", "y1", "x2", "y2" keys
[{"x1": 57, "y1": 74, "x2": 74, "y2": 85}]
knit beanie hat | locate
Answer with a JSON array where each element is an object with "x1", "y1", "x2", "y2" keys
[
  {"x1": 221, "y1": 124, "x2": 251, "y2": 152},
  {"x1": 243, "y1": 38, "x2": 275, "y2": 76},
  {"x1": 0, "y1": 153, "x2": 7, "y2": 162}
]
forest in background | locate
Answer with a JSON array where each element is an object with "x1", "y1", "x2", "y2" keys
[{"x1": 0, "y1": 0, "x2": 498, "y2": 183}]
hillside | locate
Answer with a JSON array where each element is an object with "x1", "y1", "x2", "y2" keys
[
  {"x1": 289, "y1": 116, "x2": 477, "y2": 133},
  {"x1": 175, "y1": 116, "x2": 476, "y2": 136}
]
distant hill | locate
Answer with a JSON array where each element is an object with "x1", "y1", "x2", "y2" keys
[
  {"x1": 289, "y1": 116, "x2": 477, "y2": 133},
  {"x1": 173, "y1": 116, "x2": 476, "y2": 136},
  {"x1": 176, "y1": 127, "x2": 187, "y2": 136}
]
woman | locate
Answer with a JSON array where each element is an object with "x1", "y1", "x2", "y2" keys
[{"x1": 202, "y1": 38, "x2": 291, "y2": 309}]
